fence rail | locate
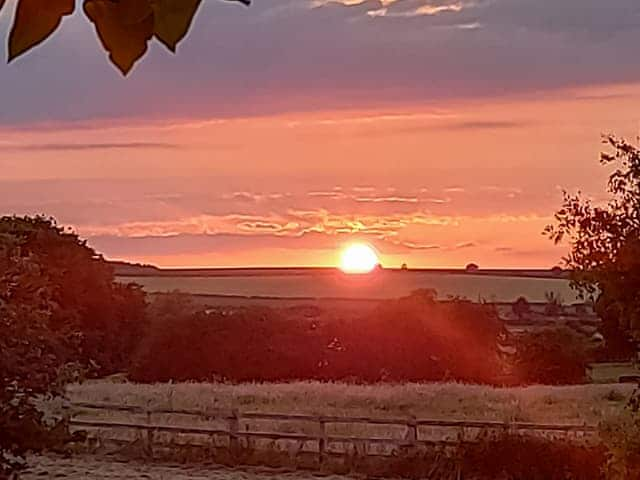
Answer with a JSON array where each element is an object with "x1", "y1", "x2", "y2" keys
[{"x1": 68, "y1": 401, "x2": 598, "y2": 460}]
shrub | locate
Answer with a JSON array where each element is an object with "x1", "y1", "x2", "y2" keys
[
  {"x1": 512, "y1": 296, "x2": 531, "y2": 319},
  {"x1": 131, "y1": 291, "x2": 505, "y2": 384},
  {"x1": 460, "y1": 432, "x2": 606, "y2": 480},
  {"x1": 512, "y1": 328, "x2": 590, "y2": 385},
  {"x1": 600, "y1": 387, "x2": 640, "y2": 479}
]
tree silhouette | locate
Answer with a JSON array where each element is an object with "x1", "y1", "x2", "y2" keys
[
  {"x1": 2, "y1": 0, "x2": 250, "y2": 75},
  {"x1": 0, "y1": 215, "x2": 147, "y2": 476},
  {"x1": 546, "y1": 135, "x2": 640, "y2": 357}
]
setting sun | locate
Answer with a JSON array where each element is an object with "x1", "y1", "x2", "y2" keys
[{"x1": 339, "y1": 243, "x2": 380, "y2": 274}]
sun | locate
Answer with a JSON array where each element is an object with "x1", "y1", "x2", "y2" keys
[{"x1": 339, "y1": 243, "x2": 380, "y2": 274}]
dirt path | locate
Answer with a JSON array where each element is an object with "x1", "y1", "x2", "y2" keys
[{"x1": 22, "y1": 455, "x2": 350, "y2": 480}]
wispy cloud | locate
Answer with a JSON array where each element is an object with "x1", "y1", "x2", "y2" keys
[
  {"x1": 399, "y1": 241, "x2": 441, "y2": 250},
  {"x1": 0, "y1": 142, "x2": 182, "y2": 152},
  {"x1": 454, "y1": 241, "x2": 477, "y2": 249},
  {"x1": 443, "y1": 120, "x2": 528, "y2": 131},
  {"x1": 365, "y1": 1, "x2": 469, "y2": 18},
  {"x1": 355, "y1": 195, "x2": 419, "y2": 203}
]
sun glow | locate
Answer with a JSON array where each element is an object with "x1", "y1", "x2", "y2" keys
[{"x1": 339, "y1": 243, "x2": 380, "y2": 274}]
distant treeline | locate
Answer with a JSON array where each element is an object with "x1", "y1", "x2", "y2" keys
[{"x1": 112, "y1": 260, "x2": 570, "y2": 279}]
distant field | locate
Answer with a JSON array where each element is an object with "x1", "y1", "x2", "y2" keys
[
  {"x1": 118, "y1": 271, "x2": 579, "y2": 303},
  {"x1": 69, "y1": 381, "x2": 630, "y2": 425}
]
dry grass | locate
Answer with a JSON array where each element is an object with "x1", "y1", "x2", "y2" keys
[
  {"x1": 68, "y1": 381, "x2": 633, "y2": 424},
  {"x1": 23, "y1": 455, "x2": 350, "y2": 480},
  {"x1": 57, "y1": 382, "x2": 628, "y2": 478}
]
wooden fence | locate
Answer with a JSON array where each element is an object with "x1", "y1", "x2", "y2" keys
[{"x1": 69, "y1": 401, "x2": 599, "y2": 460}]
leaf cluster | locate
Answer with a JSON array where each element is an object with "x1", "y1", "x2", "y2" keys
[
  {"x1": 1, "y1": 0, "x2": 250, "y2": 74},
  {"x1": 546, "y1": 135, "x2": 640, "y2": 345}
]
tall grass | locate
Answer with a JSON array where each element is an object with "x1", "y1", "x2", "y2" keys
[{"x1": 69, "y1": 381, "x2": 632, "y2": 424}]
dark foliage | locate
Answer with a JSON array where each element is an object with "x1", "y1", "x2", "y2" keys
[
  {"x1": 512, "y1": 296, "x2": 531, "y2": 319},
  {"x1": 546, "y1": 136, "x2": 640, "y2": 357},
  {"x1": 131, "y1": 289, "x2": 505, "y2": 384},
  {"x1": 600, "y1": 386, "x2": 640, "y2": 479},
  {"x1": 512, "y1": 328, "x2": 590, "y2": 385},
  {"x1": 0, "y1": 215, "x2": 147, "y2": 374},
  {"x1": 1, "y1": 0, "x2": 250, "y2": 74},
  {"x1": 461, "y1": 432, "x2": 606, "y2": 480},
  {"x1": 0, "y1": 215, "x2": 146, "y2": 476}
]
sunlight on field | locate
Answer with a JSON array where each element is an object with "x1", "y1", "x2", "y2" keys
[
  {"x1": 68, "y1": 381, "x2": 631, "y2": 425},
  {"x1": 120, "y1": 273, "x2": 578, "y2": 303}
]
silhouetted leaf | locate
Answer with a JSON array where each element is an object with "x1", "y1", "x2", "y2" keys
[
  {"x1": 84, "y1": 0, "x2": 154, "y2": 75},
  {"x1": 8, "y1": 0, "x2": 75, "y2": 62},
  {"x1": 5, "y1": 0, "x2": 252, "y2": 72},
  {"x1": 150, "y1": 0, "x2": 202, "y2": 53},
  {"x1": 119, "y1": 0, "x2": 154, "y2": 24}
]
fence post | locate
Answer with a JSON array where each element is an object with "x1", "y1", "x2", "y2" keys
[
  {"x1": 318, "y1": 417, "x2": 327, "y2": 466},
  {"x1": 229, "y1": 409, "x2": 240, "y2": 454},
  {"x1": 406, "y1": 416, "x2": 417, "y2": 447},
  {"x1": 145, "y1": 408, "x2": 154, "y2": 457}
]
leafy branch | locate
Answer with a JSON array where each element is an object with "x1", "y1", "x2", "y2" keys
[{"x1": 2, "y1": 0, "x2": 250, "y2": 75}]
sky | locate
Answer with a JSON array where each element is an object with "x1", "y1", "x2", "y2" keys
[{"x1": 2, "y1": 0, "x2": 640, "y2": 268}]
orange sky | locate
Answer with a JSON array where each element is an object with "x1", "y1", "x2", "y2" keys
[
  {"x1": 2, "y1": 0, "x2": 640, "y2": 268},
  {"x1": 2, "y1": 82, "x2": 639, "y2": 268}
]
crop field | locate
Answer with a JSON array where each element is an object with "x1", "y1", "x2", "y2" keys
[
  {"x1": 118, "y1": 271, "x2": 578, "y2": 303},
  {"x1": 69, "y1": 381, "x2": 630, "y2": 425}
]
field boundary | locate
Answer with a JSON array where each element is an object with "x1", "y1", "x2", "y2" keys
[{"x1": 69, "y1": 401, "x2": 598, "y2": 460}]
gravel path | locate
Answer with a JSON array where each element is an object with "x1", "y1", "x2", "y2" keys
[{"x1": 22, "y1": 456, "x2": 350, "y2": 480}]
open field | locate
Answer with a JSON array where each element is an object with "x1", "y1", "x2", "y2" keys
[
  {"x1": 69, "y1": 381, "x2": 632, "y2": 425},
  {"x1": 119, "y1": 271, "x2": 579, "y2": 303}
]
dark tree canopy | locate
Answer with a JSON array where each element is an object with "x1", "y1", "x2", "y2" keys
[
  {"x1": 546, "y1": 136, "x2": 640, "y2": 355},
  {"x1": 2, "y1": 0, "x2": 250, "y2": 75},
  {"x1": 0, "y1": 216, "x2": 146, "y2": 476}
]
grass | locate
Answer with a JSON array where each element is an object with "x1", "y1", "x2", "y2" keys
[
  {"x1": 68, "y1": 381, "x2": 633, "y2": 425},
  {"x1": 62, "y1": 381, "x2": 626, "y2": 478},
  {"x1": 587, "y1": 362, "x2": 640, "y2": 384},
  {"x1": 23, "y1": 455, "x2": 341, "y2": 480}
]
